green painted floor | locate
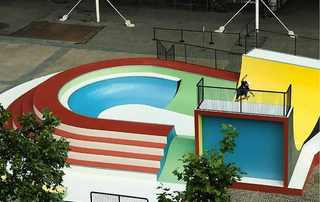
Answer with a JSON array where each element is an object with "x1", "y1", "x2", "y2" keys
[{"x1": 158, "y1": 135, "x2": 195, "y2": 184}]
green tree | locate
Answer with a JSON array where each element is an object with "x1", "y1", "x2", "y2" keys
[
  {"x1": 0, "y1": 104, "x2": 70, "y2": 202},
  {"x1": 157, "y1": 124, "x2": 246, "y2": 202}
]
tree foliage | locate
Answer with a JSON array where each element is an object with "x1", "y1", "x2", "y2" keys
[
  {"x1": 0, "y1": 104, "x2": 70, "y2": 202},
  {"x1": 157, "y1": 124, "x2": 246, "y2": 202}
]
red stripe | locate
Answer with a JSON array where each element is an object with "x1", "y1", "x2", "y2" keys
[
  {"x1": 33, "y1": 58, "x2": 238, "y2": 136},
  {"x1": 69, "y1": 145, "x2": 163, "y2": 161},
  {"x1": 55, "y1": 128, "x2": 166, "y2": 149},
  {"x1": 195, "y1": 109, "x2": 287, "y2": 122},
  {"x1": 66, "y1": 158, "x2": 159, "y2": 174}
]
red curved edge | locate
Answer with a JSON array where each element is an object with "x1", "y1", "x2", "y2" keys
[{"x1": 33, "y1": 58, "x2": 239, "y2": 136}]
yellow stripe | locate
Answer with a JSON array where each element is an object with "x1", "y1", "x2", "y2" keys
[
  {"x1": 198, "y1": 114, "x2": 203, "y2": 155},
  {"x1": 241, "y1": 56, "x2": 319, "y2": 150}
]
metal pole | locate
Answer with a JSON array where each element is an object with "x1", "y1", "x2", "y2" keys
[
  {"x1": 180, "y1": 29, "x2": 185, "y2": 42},
  {"x1": 283, "y1": 93, "x2": 286, "y2": 116},
  {"x1": 240, "y1": 94, "x2": 242, "y2": 113},
  {"x1": 95, "y1": 0, "x2": 100, "y2": 22},
  {"x1": 255, "y1": 0, "x2": 259, "y2": 31},
  {"x1": 294, "y1": 36, "x2": 297, "y2": 55},
  {"x1": 245, "y1": 34, "x2": 247, "y2": 53},
  {"x1": 152, "y1": 27, "x2": 156, "y2": 40},
  {"x1": 237, "y1": 33, "x2": 242, "y2": 46},
  {"x1": 184, "y1": 44, "x2": 187, "y2": 62},
  {"x1": 214, "y1": 50, "x2": 217, "y2": 68},
  {"x1": 202, "y1": 26, "x2": 205, "y2": 49},
  {"x1": 156, "y1": 40, "x2": 159, "y2": 59},
  {"x1": 209, "y1": 31, "x2": 214, "y2": 44}
]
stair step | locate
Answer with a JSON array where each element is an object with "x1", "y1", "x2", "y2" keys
[
  {"x1": 67, "y1": 158, "x2": 159, "y2": 174},
  {"x1": 54, "y1": 128, "x2": 166, "y2": 149},
  {"x1": 53, "y1": 134, "x2": 164, "y2": 156},
  {"x1": 67, "y1": 151, "x2": 160, "y2": 170},
  {"x1": 69, "y1": 145, "x2": 163, "y2": 161}
]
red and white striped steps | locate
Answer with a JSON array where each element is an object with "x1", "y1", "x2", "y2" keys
[{"x1": 7, "y1": 88, "x2": 174, "y2": 174}]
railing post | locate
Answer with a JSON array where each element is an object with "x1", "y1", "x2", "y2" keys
[
  {"x1": 255, "y1": 29, "x2": 258, "y2": 48},
  {"x1": 209, "y1": 31, "x2": 214, "y2": 44},
  {"x1": 197, "y1": 85, "x2": 200, "y2": 108},
  {"x1": 214, "y1": 50, "x2": 217, "y2": 68},
  {"x1": 152, "y1": 27, "x2": 156, "y2": 40},
  {"x1": 240, "y1": 92, "x2": 242, "y2": 113},
  {"x1": 283, "y1": 93, "x2": 286, "y2": 116},
  {"x1": 237, "y1": 33, "x2": 242, "y2": 46},
  {"x1": 118, "y1": 195, "x2": 120, "y2": 202},
  {"x1": 294, "y1": 36, "x2": 297, "y2": 55},
  {"x1": 180, "y1": 29, "x2": 185, "y2": 42},
  {"x1": 156, "y1": 40, "x2": 159, "y2": 59},
  {"x1": 246, "y1": 24, "x2": 249, "y2": 37},
  {"x1": 244, "y1": 35, "x2": 247, "y2": 53},
  {"x1": 184, "y1": 44, "x2": 187, "y2": 62}
]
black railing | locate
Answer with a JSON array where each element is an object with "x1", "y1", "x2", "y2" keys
[
  {"x1": 153, "y1": 21, "x2": 319, "y2": 59},
  {"x1": 155, "y1": 39, "x2": 242, "y2": 72},
  {"x1": 90, "y1": 192, "x2": 149, "y2": 202},
  {"x1": 196, "y1": 78, "x2": 292, "y2": 117},
  {"x1": 153, "y1": 27, "x2": 241, "y2": 48},
  {"x1": 197, "y1": 77, "x2": 204, "y2": 108},
  {"x1": 243, "y1": 29, "x2": 320, "y2": 59}
]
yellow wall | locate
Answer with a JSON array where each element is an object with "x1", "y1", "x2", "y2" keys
[{"x1": 240, "y1": 56, "x2": 319, "y2": 150}]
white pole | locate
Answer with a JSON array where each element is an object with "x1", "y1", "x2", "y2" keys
[
  {"x1": 95, "y1": 0, "x2": 100, "y2": 22},
  {"x1": 255, "y1": 0, "x2": 259, "y2": 32}
]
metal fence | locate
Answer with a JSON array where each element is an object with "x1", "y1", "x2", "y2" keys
[
  {"x1": 156, "y1": 39, "x2": 242, "y2": 72},
  {"x1": 90, "y1": 192, "x2": 149, "y2": 202},
  {"x1": 196, "y1": 78, "x2": 292, "y2": 117},
  {"x1": 153, "y1": 19, "x2": 319, "y2": 59}
]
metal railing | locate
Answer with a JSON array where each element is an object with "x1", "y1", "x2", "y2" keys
[
  {"x1": 153, "y1": 27, "x2": 241, "y2": 48},
  {"x1": 155, "y1": 39, "x2": 242, "y2": 72},
  {"x1": 196, "y1": 78, "x2": 292, "y2": 117},
  {"x1": 90, "y1": 192, "x2": 149, "y2": 202},
  {"x1": 153, "y1": 18, "x2": 319, "y2": 59}
]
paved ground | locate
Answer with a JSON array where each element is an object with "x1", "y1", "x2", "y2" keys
[{"x1": 0, "y1": 0, "x2": 319, "y2": 201}]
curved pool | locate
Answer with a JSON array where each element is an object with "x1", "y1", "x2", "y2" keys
[{"x1": 68, "y1": 76, "x2": 179, "y2": 118}]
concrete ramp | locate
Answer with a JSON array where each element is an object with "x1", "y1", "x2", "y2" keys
[{"x1": 240, "y1": 49, "x2": 320, "y2": 150}]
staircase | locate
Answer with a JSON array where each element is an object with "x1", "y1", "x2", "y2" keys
[{"x1": 7, "y1": 87, "x2": 176, "y2": 175}]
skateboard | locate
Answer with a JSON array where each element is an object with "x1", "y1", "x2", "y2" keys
[{"x1": 235, "y1": 95, "x2": 250, "y2": 102}]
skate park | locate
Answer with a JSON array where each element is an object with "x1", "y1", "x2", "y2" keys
[{"x1": 0, "y1": 0, "x2": 319, "y2": 201}]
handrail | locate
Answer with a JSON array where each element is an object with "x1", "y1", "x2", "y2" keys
[
  {"x1": 155, "y1": 39, "x2": 241, "y2": 55},
  {"x1": 90, "y1": 191, "x2": 149, "y2": 202},
  {"x1": 197, "y1": 85, "x2": 286, "y2": 94},
  {"x1": 196, "y1": 78, "x2": 292, "y2": 117}
]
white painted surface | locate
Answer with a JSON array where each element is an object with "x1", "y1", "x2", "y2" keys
[
  {"x1": 245, "y1": 48, "x2": 320, "y2": 69},
  {"x1": 59, "y1": 71, "x2": 181, "y2": 110},
  {"x1": 240, "y1": 177, "x2": 283, "y2": 187},
  {"x1": 98, "y1": 104, "x2": 194, "y2": 136},
  {"x1": 0, "y1": 73, "x2": 57, "y2": 108},
  {"x1": 62, "y1": 165, "x2": 185, "y2": 202},
  {"x1": 288, "y1": 132, "x2": 320, "y2": 189},
  {"x1": 68, "y1": 151, "x2": 160, "y2": 168},
  {"x1": 53, "y1": 135, "x2": 164, "y2": 156}
]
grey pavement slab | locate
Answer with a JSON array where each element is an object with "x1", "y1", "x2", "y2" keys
[
  {"x1": 33, "y1": 48, "x2": 152, "y2": 78},
  {"x1": 0, "y1": 42, "x2": 60, "y2": 81}
]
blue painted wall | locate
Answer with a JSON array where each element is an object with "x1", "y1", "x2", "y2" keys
[
  {"x1": 202, "y1": 115, "x2": 284, "y2": 181},
  {"x1": 68, "y1": 77, "x2": 178, "y2": 118}
]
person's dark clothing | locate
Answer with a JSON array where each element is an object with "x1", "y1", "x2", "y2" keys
[{"x1": 236, "y1": 81, "x2": 250, "y2": 99}]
